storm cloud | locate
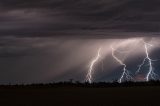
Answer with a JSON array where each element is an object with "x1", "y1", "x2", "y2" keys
[
  {"x1": 0, "y1": 0, "x2": 160, "y2": 84},
  {"x1": 0, "y1": 0, "x2": 160, "y2": 38}
]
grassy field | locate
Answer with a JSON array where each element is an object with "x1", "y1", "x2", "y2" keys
[{"x1": 0, "y1": 86, "x2": 159, "y2": 106}]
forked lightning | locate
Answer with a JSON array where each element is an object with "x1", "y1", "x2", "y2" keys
[
  {"x1": 136, "y1": 41, "x2": 158, "y2": 81},
  {"x1": 86, "y1": 48, "x2": 101, "y2": 83},
  {"x1": 111, "y1": 46, "x2": 133, "y2": 83}
]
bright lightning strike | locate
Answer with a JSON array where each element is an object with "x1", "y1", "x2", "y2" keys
[
  {"x1": 136, "y1": 41, "x2": 158, "y2": 81},
  {"x1": 111, "y1": 46, "x2": 133, "y2": 83},
  {"x1": 86, "y1": 48, "x2": 101, "y2": 83}
]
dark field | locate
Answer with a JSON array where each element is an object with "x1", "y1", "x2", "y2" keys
[{"x1": 0, "y1": 86, "x2": 160, "y2": 106}]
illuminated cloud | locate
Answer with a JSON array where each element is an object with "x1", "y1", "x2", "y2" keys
[{"x1": 1, "y1": 37, "x2": 159, "y2": 83}]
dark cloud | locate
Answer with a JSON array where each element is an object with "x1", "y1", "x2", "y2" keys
[
  {"x1": 0, "y1": 0, "x2": 160, "y2": 38},
  {"x1": 0, "y1": 0, "x2": 160, "y2": 84}
]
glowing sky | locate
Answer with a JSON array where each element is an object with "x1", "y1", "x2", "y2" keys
[
  {"x1": 0, "y1": 0, "x2": 160, "y2": 84},
  {"x1": 0, "y1": 37, "x2": 159, "y2": 84}
]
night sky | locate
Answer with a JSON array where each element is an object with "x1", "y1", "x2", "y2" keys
[{"x1": 0, "y1": 0, "x2": 160, "y2": 84}]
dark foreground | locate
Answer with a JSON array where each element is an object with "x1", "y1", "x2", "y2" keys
[{"x1": 0, "y1": 85, "x2": 160, "y2": 106}]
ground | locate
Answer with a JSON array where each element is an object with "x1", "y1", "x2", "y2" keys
[{"x1": 0, "y1": 86, "x2": 159, "y2": 106}]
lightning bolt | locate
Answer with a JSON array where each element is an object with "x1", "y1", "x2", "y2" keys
[
  {"x1": 86, "y1": 48, "x2": 101, "y2": 83},
  {"x1": 136, "y1": 41, "x2": 158, "y2": 81},
  {"x1": 111, "y1": 46, "x2": 133, "y2": 83}
]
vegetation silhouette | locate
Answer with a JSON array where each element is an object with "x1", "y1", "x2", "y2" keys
[{"x1": 1, "y1": 80, "x2": 160, "y2": 88}]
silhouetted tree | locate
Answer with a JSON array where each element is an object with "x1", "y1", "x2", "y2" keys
[{"x1": 69, "y1": 79, "x2": 73, "y2": 83}]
